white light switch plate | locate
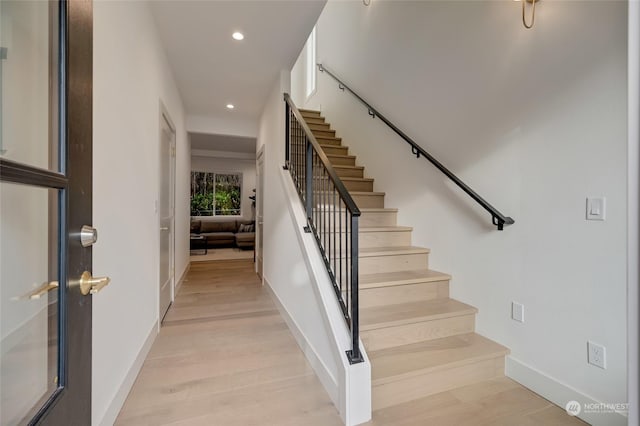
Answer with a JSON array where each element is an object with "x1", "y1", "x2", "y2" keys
[
  {"x1": 586, "y1": 197, "x2": 606, "y2": 221},
  {"x1": 512, "y1": 302, "x2": 524, "y2": 323}
]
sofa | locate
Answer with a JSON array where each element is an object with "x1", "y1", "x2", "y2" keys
[{"x1": 190, "y1": 219, "x2": 255, "y2": 250}]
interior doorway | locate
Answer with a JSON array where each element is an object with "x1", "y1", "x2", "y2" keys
[{"x1": 159, "y1": 109, "x2": 176, "y2": 322}]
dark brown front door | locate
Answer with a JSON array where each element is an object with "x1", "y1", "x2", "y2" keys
[{"x1": 0, "y1": 1, "x2": 93, "y2": 424}]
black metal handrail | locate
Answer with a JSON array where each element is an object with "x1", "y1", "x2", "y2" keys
[
  {"x1": 284, "y1": 93, "x2": 363, "y2": 364},
  {"x1": 317, "y1": 64, "x2": 515, "y2": 231}
]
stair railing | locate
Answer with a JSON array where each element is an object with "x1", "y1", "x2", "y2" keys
[
  {"x1": 283, "y1": 93, "x2": 363, "y2": 364},
  {"x1": 317, "y1": 64, "x2": 515, "y2": 231}
]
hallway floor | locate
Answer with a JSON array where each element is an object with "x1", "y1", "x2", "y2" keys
[
  {"x1": 116, "y1": 259, "x2": 586, "y2": 426},
  {"x1": 115, "y1": 260, "x2": 342, "y2": 425}
]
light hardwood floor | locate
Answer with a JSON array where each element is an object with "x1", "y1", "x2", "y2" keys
[
  {"x1": 115, "y1": 260, "x2": 342, "y2": 426},
  {"x1": 116, "y1": 260, "x2": 586, "y2": 426}
]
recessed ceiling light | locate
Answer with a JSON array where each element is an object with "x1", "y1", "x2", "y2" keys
[
  {"x1": 226, "y1": 104, "x2": 235, "y2": 109},
  {"x1": 232, "y1": 32, "x2": 244, "y2": 41}
]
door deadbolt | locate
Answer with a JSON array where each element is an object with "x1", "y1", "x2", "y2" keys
[{"x1": 80, "y1": 225, "x2": 98, "y2": 247}]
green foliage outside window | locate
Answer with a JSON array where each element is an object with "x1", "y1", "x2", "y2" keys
[{"x1": 191, "y1": 172, "x2": 241, "y2": 216}]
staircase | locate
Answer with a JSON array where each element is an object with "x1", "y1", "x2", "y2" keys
[{"x1": 299, "y1": 108, "x2": 510, "y2": 411}]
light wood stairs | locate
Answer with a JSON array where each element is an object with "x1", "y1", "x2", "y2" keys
[{"x1": 299, "y1": 109, "x2": 510, "y2": 411}]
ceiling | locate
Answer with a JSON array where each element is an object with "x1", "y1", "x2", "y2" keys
[
  {"x1": 190, "y1": 133, "x2": 256, "y2": 154},
  {"x1": 150, "y1": 0, "x2": 326, "y2": 121}
]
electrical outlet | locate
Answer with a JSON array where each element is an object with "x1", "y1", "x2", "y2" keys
[
  {"x1": 587, "y1": 341, "x2": 606, "y2": 369},
  {"x1": 511, "y1": 302, "x2": 524, "y2": 323}
]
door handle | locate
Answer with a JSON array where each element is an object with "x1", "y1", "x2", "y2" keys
[
  {"x1": 23, "y1": 281, "x2": 59, "y2": 300},
  {"x1": 160, "y1": 227, "x2": 169, "y2": 231},
  {"x1": 79, "y1": 271, "x2": 111, "y2": 296}
]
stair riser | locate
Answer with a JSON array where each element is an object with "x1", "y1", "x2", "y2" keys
[
  {"x1": 343, "y1": 179, "x2": 374, "y2": 192},
  {"x1": 304, "y1": 117, "x2": 326, "y2": 125},
  {"x1": 372, "y1": 356, "x2": 505, "y2": 410},
  {"x1": 331, "y1": 253, "x2": 428, "y2": 278},
  {"x1": 313, "y1": 129, "x2": 336, "y2": 138},
  {"x1": 335, "y1": 167, "x2": 364, "y2": 179},
  {"x1": 328, "y1": 155, "x2": 355, "y2": 166},
  {"x1": 352, "y1": 193, "x2": 384, "y2": 208},
  {"x1": 360, "y1": 280, "x2": 449, "y2": 307},
  {"x1": 362, "y1": 315, "x2": 476, "y2": 351},
  {"x1": 321, "y1": 145, "x2": 348, "y2": 156},
  {"x1": 359, "y1": 253, "x2": 428, "y2": 274},
  {"x1": 300, "y1": 110, "x2": 321, "y2": 118},
  {"x1": 360, "y1": 211, "x2": 397, "y2": 227},
  {"x1": 317, "y1": 137, "x2": 342, "y2": 146},
  {"x1": 359, "y1": 229, "x2": 411, "y2": 248},
  {"x1": 315, "y1": 209, "x2": 398, "y2": 227},
  {"x1": 309, "y1": 123, "x2": 331, "y2": 131},
  {"x1": 324, "y1": 231, "x2": 413, "y2": 257}
]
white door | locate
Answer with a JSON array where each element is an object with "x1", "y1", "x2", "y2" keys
[
  {"x1": 256, "y1": 147, "x2": 265, "y2": 279},
  {"x1": 159, "y1": 113, "x2": 175, "y2": 321}
]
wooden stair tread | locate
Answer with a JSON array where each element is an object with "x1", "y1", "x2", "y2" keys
[
  {"x1": 332, "y1": 207, "x2": 398, "y2": 213},
  {"x1": 300, "y1": 108, "x2": 321, "y2": 114},
  {"x1": 360, "y1": 269, "x2": 450, "y2": 288},
  {"x1": 359, "y1": 226, "x2": 411, "y2": 232},
  {"x1": 361, "y1": 298, "x2": 477, "y2": 330},
  {"x1": 333, "y1": 164, "x2": 363, "y2": 170},
  {"x1": 339, "y1": 177, "x2": 374, "y2": 183},
  {"x1": 370, "y1": 333, "x2": 510, "y2": 385},
  {"x1": 319, "y1": 143, "x2": 346, "y2": 149},
  {"x1": 359, "y1": 207, "x2": 398, "y2": 212},
  {"x1": 316, "y1": 136, "x2": 342, "y2": 142},
  {"x1": 315, "y1": 191, "x2": 383, "y2": 196},
  {"x1": 349, "y1": 191, "x2": 384, "y2": 196},
  {"x1": 327, "y1": 153, "x2": 356, "y2": 159},
  {"x1": 313, "y1": 129, "x2": 336, "y2": 134},
  {"x1": 309, "y1": 123, "x2": 331, "y2": 129},
  {"x1": 321, "y1": 226, "x2": 411, "y2": 234},
  {"x1": 358, "y1": 246, "x2": 429, "y2": 257}
]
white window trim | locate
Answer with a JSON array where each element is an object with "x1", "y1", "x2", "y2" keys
[{"x1": 305, "y1": 26, "x2": 317, "y2": 101}]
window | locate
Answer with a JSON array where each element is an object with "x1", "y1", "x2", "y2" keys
[
  {"x1": 305, "y1": 26, "x2": 317, "y2": 99},
  {"x1": 190, "y1": 171, "x2": 242, "y2": 216}
]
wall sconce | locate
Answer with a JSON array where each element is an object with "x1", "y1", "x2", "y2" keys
[{"x1": 519, "y1": 0, "x2": 540, "y2": 29}]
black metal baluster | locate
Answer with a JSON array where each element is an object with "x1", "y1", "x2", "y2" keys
[
  {"x1": 305, "y1": 137, "x2": 312, "y2": 220},
  {"x1": 339, "y1": 198, "x2": 343, "y2": 296},
  {"x1": 345, "y1": 208, "x2": 350, "y2": 321},
  {"x1": 332, "y1": 184, "x2": 336, "y2": 281},
  {"x1": 348, "y1": 213, "x2": 362, "y2": 363},
  {"x1": 283, "y1": 95, "x2": 363, "y2": 363},
  {"x1": 285, "y1": 103, "x2": 290, "y2": 168}
]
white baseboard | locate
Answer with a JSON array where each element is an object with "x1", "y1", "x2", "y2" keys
[
  {"x1": 175, "y1": 263, "x2": 190, "y2": 295},
  {"x1": 98, "y1": 321, "x2": 158, "y2": 426},
  {"x1": 264, "y1": 278, "x2": 339, "y2": 407},
  {"x1": 506, "y1": 356, "x2": 628, "y2": 426}
]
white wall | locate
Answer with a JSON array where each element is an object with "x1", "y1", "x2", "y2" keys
[
  {"x1": 191, "y1": 154, "x2": 256, "y2": 222},
  {"x1": 93, "y1": 2, "x2": 189, "y2": 424},
  {"x1": 293, "y1": 1, "x2": 628, "y2": 423}
]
